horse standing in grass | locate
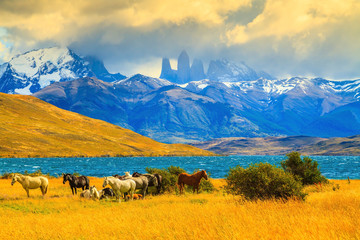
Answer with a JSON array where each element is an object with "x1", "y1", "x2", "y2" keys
[
  {"x1": 11, "y1": 174, "x2": 48, "y2": 197},
  {"x1": 124, "y1": 173, "x2": 149, "y2": 199},
  {"x1": 177, "y1": 170, "x2": 208, "y2": 194},
  {"x1": 102, "y1": 177, "x2": 136, "y2": 202},
  {"x1": 63, "y1": 173, "x2": 90, "y2": 195},
  {"x1": 132, "y1": 172, "x2": 162, "y2": 195}
]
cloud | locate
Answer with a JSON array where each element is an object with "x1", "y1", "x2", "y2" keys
[
  {"x1": 0, "y1": 0, "x2": 359, "y2": 79},
  {"x1": 0, "y1": 0, "x2": 251, "y2": 45},
  {"x1": 225, "y1": 0, "x2": 360, "y2": 56}
]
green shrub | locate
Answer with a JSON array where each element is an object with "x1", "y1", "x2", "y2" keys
[
  {"x1": 225, "y1": 163, "x2": 305, "y2": 200},
  {"x1": 281, "y1": 152, "x2": 328, "y2": 185}
]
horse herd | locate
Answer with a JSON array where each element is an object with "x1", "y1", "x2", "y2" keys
[{"x1": 10, "y1": 170, "x2": 209, "y2": 202}]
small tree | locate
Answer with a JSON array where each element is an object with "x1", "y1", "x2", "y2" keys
[
  {"x1": 225, "y1": 163, "x2": 305, "y2": 200},
  {"x1": 281, "y1": 152, "x2": 328, "y2": 185}
]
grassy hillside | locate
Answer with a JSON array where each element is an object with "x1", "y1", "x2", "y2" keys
[
  {"x1": 0, "y1": 177, "x2": 359, "y2": 239},
  {"x1": 301, "y1": 135, "x2": 360, "y2": 155},
  {"x1": 0, "y1": 93, "x2": 214, "y2": 158}
]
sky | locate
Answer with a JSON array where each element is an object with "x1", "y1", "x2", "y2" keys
[{"x1": 0, "y1": 0, "x2": 360, "y2": 79}]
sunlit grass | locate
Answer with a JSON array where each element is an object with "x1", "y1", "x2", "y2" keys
[{"x1": 0, "y1": 178, "x2": 359, "y2": 239}]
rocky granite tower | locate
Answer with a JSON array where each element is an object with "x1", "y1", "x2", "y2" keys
[
  {"x1": 177, "y1": 50, "x2": 191, "y2": 84},
  {"x1": 190, "y1": 58, "x2": 206, "y2": 82},
  {"x1": 160, "y1": 58, "x2": 177, "y2": 82}
]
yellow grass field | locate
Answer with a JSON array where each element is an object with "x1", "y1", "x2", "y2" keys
[{"x1": 0, "y1": 177, "x2": 359, "y2": 240}]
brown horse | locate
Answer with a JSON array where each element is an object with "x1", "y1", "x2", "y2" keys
[{"x1": 177, "y1": 170, "x2": 208, "y2": 194}]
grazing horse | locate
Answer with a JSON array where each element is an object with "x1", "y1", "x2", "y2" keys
[
  {"x1": 102, "y1": 177, "x2": 136, "y2": 202},
  {"x1": 132, "y1": 172, "x2": 162, "y2": 194},
  {"x1": 177, "y1": 170, "x2": 208, "y2": 194},
  {"x1": 124, "y1": 173, "x2": 149, "y2": 199},
  {"x1": 99, "y1": 188, "x2": 115, "y2": 200},
  {"x1": 11, "y1": 174, "x2": 48, "y2": 197},
  {"x1": 63, "y1": 173, "x2": 90, "y2": 195}
]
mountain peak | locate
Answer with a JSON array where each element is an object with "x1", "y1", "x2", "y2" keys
[
  {"x1": 0, "y1": 47, "x2": 125, "y2": 94},
  {"x1": 177, "y1": 50, "x2": 190, "y2": 84}
]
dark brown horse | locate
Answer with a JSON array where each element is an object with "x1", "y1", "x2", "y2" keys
[
  {"x1": 177, "y1": 170, "x2": 208, "y2": 194},
  {"x1": 63, "y1": 173, "x2": 90, "y2": 195},
  {"x1": 132, "y1": 172, "x2": 163, "y2": 194},
  {"x1": 113, "y1": 174, "x2": 125, "y2": 180}
]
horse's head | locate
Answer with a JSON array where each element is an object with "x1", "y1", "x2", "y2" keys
[
  {"x1": 63, "y1": 173, "x2": 70, "y2": 184},
  {"x1": 90, "y1": 185, "x2": 97, "y2": 194},
  {"x1": 102, "y1": 177, "x2": 109, "y2": 188},
  {"x1": 11, "y1": 174, "x2": 20, "y2": 186},
  {"x1": 202, "y1": 170, "x2": 208, "y2": 180}
]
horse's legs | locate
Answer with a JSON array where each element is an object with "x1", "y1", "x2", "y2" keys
[
  {"x1": 179, "y1": 183, "x2": 184, "y2": 194},
  {"x1": 193, "y1": 186, "x2": 196, "y2": 194},
  {"x1": 117, "y1": 191, "x2": 121, "y2": 203},
  {"x1": 74, "y1": 187, "x2": 77, "y2": 195},
  {"x1": 25, "y1": 188, "x2": 30, "y2": 198},
  {"x1": 143, "y1": 186, "x2": 147, "y2": 199}
]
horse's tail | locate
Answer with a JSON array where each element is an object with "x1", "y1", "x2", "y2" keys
[{"x1": 85, "y1": 176, "x2": 90, "y2": 189}]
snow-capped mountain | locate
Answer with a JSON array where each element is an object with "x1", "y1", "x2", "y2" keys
[
  {"x1": 34, "y1": 73, "x2": 360, "y2": 143},
  {"x1": 0, "y1": 47, "x2": 125, "y2": 94},
  {"x1": 3, "y1": 46, "x2": 360, "y2": 142}
]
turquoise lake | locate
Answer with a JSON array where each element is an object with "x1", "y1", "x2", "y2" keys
[{"x1": 1, "y1": 155, "x2": 360, "y2": 179}]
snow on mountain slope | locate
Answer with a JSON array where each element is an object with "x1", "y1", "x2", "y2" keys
[
  {"x1": 10, "y1": 47, "x2": 75, "y2": 76},
  {"x1": 0, "y1": 47, "x2": 126, "y2": 95},
  {"x1": 0, "y1": 63, "x2": 8, "y2": 79},
  {"x1": 207, "y1": 59, "x2": 261, "y2": 82}
]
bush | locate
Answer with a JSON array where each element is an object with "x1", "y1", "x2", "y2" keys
[
  {"x1": 225, "y1": 163, "x2": 305, "y2": 200},
  {"x1": 281, "y1": 152, "x2": 328, "y2": 185},
  {"x1": 146, "y1": 166, "x2": 214, "y2": 193}
]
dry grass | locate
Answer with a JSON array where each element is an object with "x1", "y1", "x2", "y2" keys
[
  {"x1": 0, "y1": 93, "x2": 214, "y2": 158},
  {"x1": 0, "y1": 177, "x2": 359, "y2": 239}
]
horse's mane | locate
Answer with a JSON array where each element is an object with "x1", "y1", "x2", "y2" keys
[{"x1": 192, "y1": 170, "x2": 205, "y2": 177}]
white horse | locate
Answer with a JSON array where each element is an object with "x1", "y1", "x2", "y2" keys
[
  {"x1": 89, "y1": 185, "x2": 100, "y2": 200},
  {"x1": 11, "y1": 174, "x2": 49, "y2": 197},
  {"x1": 102, "y1": 177, "x2": 136, "y2": 202}
]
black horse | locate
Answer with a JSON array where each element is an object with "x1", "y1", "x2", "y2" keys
[
  {"x1": 132, "y1": 172, "x2": 162, "y2": 194},
  {"x1": 99, "y1": 187, "x2": 115, "y2": 200},
  {"x1": 62, "y1": 173, "x2": 90, "y2": 195}
]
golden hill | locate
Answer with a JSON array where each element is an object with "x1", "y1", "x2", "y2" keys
[{"x1": 0, "y1": 93, "x2": 214, "y2": 158}]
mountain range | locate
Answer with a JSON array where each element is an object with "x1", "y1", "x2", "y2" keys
[{"x1": 1, "y1": 47, "x2": 360, "y2": 144}]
